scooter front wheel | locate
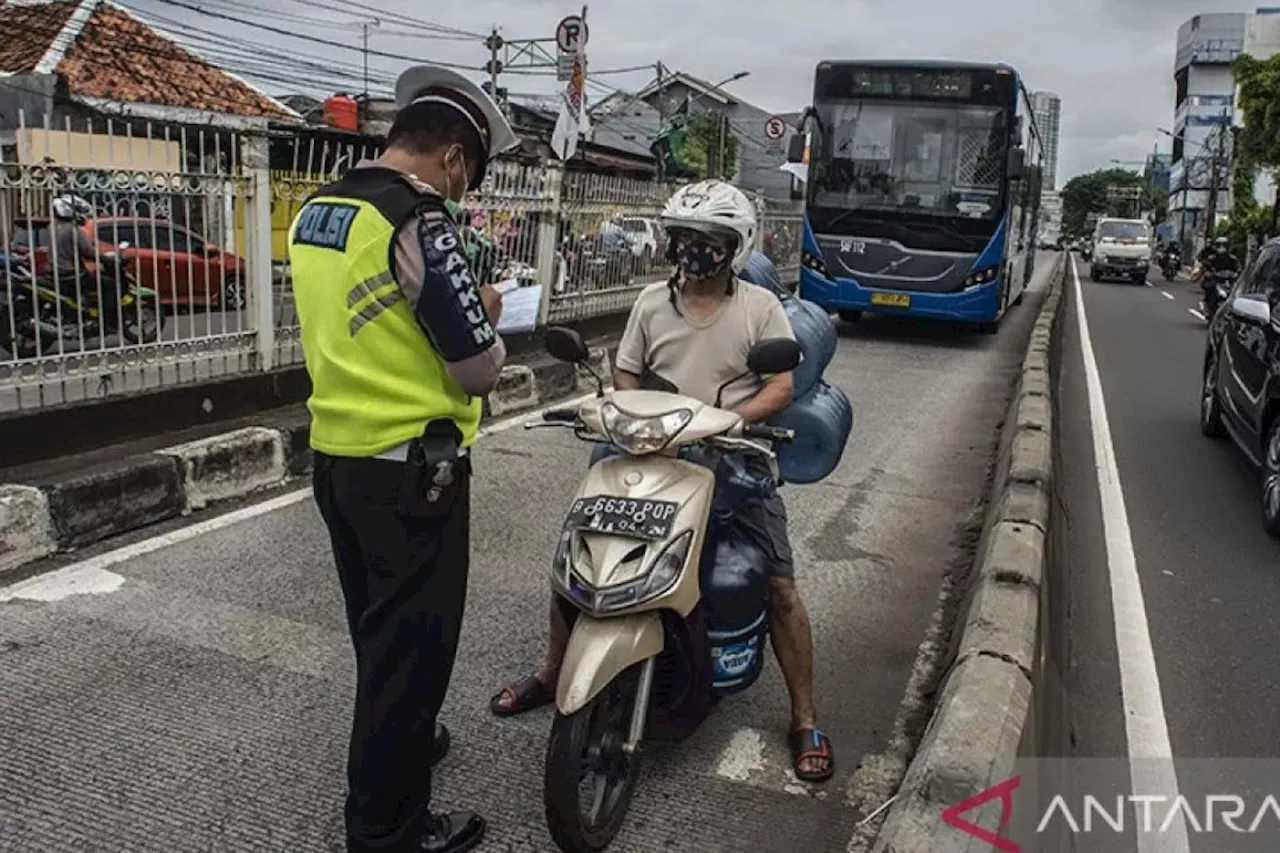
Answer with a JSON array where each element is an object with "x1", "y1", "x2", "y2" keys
[{"x1": 544, "y1": 667, "x2": 644, "y2": 852}]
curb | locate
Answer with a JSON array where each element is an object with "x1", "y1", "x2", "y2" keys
[
  {"x1": 0, "y1": 348, "x2": 613, "y2": 578},
  {"x1": 869, "y1": 259, "x2": 1063, "y2": 852}
]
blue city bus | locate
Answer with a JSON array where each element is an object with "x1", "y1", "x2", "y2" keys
[{"x1": 788, "y1": 61, "x2": 1045, "y2": 331}]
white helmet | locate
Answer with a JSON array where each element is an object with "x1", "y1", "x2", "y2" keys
[
  {"x1": 660, "y1": 180, "x2": 757, "y2": 273},
  {"x1": 52, "y1": 194, "x2": 92, "y2": 222}
]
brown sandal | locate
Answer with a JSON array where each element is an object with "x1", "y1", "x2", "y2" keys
[
  {"x1": 790, "y1": 727, "x2": 835, "y2": 783},
  {"x1": 489, "y1": 674, "x2": 554, "y2": 717}
]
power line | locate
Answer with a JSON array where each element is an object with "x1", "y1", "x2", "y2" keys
[
  {"x1": 132, "y1": 0, "x2": 485, "y2": 71},
  {"x1": 276, "y1": 0, "x2": 485, "y2": 38},
  {"x1": 129, "y1": 6, "x2": 400, "y2": 82}
]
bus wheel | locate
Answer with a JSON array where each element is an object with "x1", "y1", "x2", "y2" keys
[{"x1": 838, "y1": 309, "x2": 862, "y2": 324}]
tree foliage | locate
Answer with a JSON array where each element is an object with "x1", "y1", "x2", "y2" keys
[
  {"x1": 650, "y1": 109, "x2": 741, "y2": 181},
  {"x1": 682, "y1": 113, "x2": 741, "y2": 180},
  {"x1": 1061, "y1": 168, "x2": 1147, "y2": 235},
  {"x1": 1233, "y1": 53, "x2": 1280, "y2": 170}
]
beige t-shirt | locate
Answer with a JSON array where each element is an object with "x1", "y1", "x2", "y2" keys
[{"x1": 615, "y1": 279, "x2": 796, "y2": 411}]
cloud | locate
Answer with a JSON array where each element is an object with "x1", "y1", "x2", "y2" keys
[{"x1": 126, "y1": 0, "x2": 1249, "y2": 182}]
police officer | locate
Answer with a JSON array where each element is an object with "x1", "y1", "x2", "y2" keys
[{"x1": 288, "y1": 65, "x2": 518, "y2": 853}]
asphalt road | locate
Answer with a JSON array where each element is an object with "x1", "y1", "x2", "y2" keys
[
  {"x1": 1059, "y1": 255, "x2": 1280, "y2": 848},
  {"x1": 0, "y1": 258, "x2": 1053, "y2": 853}
]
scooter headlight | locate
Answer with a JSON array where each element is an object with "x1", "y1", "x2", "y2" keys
[
  {"x1": 553, "y1": 530, "x2": 694, "y2": 615},
  {"x1": 600, "y1": 402, "x2": 692, "y2": 456}
]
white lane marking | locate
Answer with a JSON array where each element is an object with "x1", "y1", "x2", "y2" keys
[
  {"x1": 1190, "y1": 308, "x2": 1206, "y2": 321},
  {"x1": 0, "y1": 565, "x2": 125, "y2": 603},
  {"x1": 1071, "y1": 258, "x2": 1190, "y2": 853},
  {"x1": 715, "y1": 727, "x2": 767, "y2": 781},
  {"x1": 1145, "y1": 279, "x2": 1154, "y2": 287},
  {"x1": 1161, "y1": 291, "x2": 1175, "y2": 301},
  {"x1": 1, "y1": 391, "x2": 605, "y2": 597}
]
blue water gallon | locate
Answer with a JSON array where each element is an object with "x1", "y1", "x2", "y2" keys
[
  {"x1": 768, "y1": 379, "x2": 854, "y2": 484},
  {"x1": 740, "y1": 251, "x2": 837, "y2": 399},
  {"x1": 698, "y1": 531, "x2": 771, "y2": 696},
  {"x1": 740, "y1": 250, "x2": 789, "y2": 298},
  {"x1": 780, "y1": 295, "x2": 837, "y2": 398}
]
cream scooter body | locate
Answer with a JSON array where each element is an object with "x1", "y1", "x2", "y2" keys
[
  {"x1": 551, "y1": 390, "x2": 744, "y2": 717},
  {"x1": 533, "y1": 328, "x2": 799, "y2": 853}
]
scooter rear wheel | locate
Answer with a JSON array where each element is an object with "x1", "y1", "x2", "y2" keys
[{"x1": 544, "y1": 667, "x2": 644, "y2": 852}]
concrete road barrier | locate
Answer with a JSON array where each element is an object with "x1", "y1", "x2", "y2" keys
[
  {"x1": 870, "y1": 260, "x2": 1063, "y2": 852},
  {"x1": 0, "y1": 348, "x2": 613, "y2": 577}
]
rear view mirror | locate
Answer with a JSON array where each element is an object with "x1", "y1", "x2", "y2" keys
[
  {"x1": 1229, "y1": 296, "x2": 1270, "y2": 326},
  {"x1": 786, "y1": 134, "x2": 806, "y2": 164},
  {"x1": 747, "y1": 337, "x2": 802, "y2": 375},
  {"x1": 545, "y1": 326, "x2": 590, "y2": 363},
  {"x1": 1007, "y1": 147, "x2": 1026, "y2": 180}
]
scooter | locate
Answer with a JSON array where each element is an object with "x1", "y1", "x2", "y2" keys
[
  {"x1": 1159, "y1": 250, "x2": 1180, "y2": 281},
  {"x1": 529, "y1": 326, "x2": 800, "y2": 853}
]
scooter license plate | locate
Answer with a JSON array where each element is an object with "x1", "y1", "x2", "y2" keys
[{"x1": 565, "y1": 495, "x2": 679, "y2": 540}]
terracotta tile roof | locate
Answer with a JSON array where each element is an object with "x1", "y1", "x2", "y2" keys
[
  {"x1": 0, "y1": 1, "x2": 78, "y2": 74},
  {"x1": 0, "y1": 0, "x2": 298, "y2": 122}
]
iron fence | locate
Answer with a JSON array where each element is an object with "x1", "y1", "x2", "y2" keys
[{"x1": 0, "y1": 118, "x2": 805, "y2": 415}]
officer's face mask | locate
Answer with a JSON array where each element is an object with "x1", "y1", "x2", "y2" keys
[{"x1": 442, "y1": 145, "x2": 470, "y2": 209}]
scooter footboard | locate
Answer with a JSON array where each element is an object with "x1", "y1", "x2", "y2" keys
[{"x1": 556, "y1": 612, "x2": 664, "y2": 715}]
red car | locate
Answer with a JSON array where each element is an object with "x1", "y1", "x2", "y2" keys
[{"x1": 11, "y1": 216, "x2": 246, "y2": 309}]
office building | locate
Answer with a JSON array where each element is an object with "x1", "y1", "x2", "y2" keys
[
  {"x1": 1168, "y1": 12, "x2": 1247, "y2": 249},
  {"x1": 1031, "y1": 91, "x2": 1061, "y2": 191}
]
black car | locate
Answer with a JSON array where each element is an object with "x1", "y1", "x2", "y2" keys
[{"x1": 1200, "y1": 238, "x2": 1280, "y2": 538}]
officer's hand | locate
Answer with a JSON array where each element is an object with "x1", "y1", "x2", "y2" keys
[{"x1": 479, "y1": 283, "x2": 503, "y2": 326}]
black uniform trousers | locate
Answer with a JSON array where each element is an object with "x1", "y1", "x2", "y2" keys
[{"x1": 312, "y1": 450, "x2": 472, "y2": 853}]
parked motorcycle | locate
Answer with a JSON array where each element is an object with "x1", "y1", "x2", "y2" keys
[
  {"x1": 529, "y1": 326, "x2": 800, "y2": 853},
  {"x1": 1, "y1": 246, "x2": 161, "y2": 357}
]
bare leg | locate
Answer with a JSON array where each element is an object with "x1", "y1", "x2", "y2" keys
[
  {"x1": 491, "y1": 596, "x2": 569, "y2": 714},
  {"x1": 538, "y1": 596, "x2": 570, "y2": 684},
  {"x1": 769, "y1": 576, "x2": 827, "y2": 777}
]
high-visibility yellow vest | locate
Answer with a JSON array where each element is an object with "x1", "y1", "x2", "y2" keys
[{"x1": 288, "y1": 167, "x2": 481, "y2": 456}]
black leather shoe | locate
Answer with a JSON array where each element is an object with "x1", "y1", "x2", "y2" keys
[{"x1": 414, "y1": 811, "x2": 486, "y2": 853}]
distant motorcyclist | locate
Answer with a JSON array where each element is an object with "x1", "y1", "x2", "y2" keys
[{"x1": 50, "y1": 194, "x2": 116, "y2": 320}]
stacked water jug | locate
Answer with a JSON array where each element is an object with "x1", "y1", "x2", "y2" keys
[{"x1": 739, "y1": 251, "x2": 854, "y2": 485}]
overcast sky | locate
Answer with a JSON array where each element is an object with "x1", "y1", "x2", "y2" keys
[{"x1": 128, "y1": 0, "x2": 1253, "y2": 185}]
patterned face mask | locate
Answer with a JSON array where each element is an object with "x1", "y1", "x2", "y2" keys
[{"x1": 674, "y1": 232, "x2": 732, "y2": 281}]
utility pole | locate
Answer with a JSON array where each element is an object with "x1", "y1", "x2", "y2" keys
[
  {"x1": 717, "y1": 113, "x2": 728, "y2": 178},
  {"x1": 485, "y1": 27, "x2": 504, "y2": 115},
  {"x1": 1204, "y1": 107, "x2": 1229, "y2": 245},
  {"x1": 655, "y1": 61, "x2": 665, "y2": 124},
  {"x1": 361, "y1": 20, "x2": 380, "y2": 101}
]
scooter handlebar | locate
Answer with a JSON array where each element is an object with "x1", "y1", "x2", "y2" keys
[{"x1": 743, "y1": 424, "x2": 795, "y2": 443}]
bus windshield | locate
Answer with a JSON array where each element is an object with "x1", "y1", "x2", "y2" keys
[{"x1": 811, "y1": 99, "x2": 1008, "y2": 222}]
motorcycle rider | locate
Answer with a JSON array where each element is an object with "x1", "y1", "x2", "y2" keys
[
  {"x1": 50, "y1": 194, "x2": 115, "y2": 320},
  {"x1": 1196, "y1": 236, "x2": 1240, "y2": 277},
  {"x1": 490, "y1": 179, "x2": 836, "y2": 784}
]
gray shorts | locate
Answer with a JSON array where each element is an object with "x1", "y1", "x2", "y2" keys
[{"x1": 734, "y1": 492, "x2": 794, "y2": 578}]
